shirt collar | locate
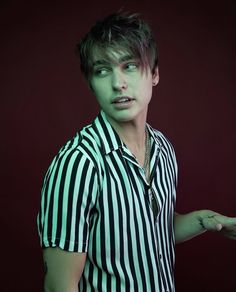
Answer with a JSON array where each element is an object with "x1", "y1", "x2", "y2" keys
[
  {"x1": 92, "y1": 111, "x2": 123, "y2": 155},
  {"x1": 146, "y1": 123, "x2": 163, "y2": 150},
  {"x1": 92, "y1": 110, "x2": 163, "y2": 155}
]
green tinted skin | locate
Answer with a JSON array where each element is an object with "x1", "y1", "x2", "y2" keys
[{"x1": 89, "y1": 49, "x2": 159, "y2": 132}]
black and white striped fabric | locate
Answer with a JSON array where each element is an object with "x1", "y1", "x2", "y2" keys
[{"x1": 37, "y1": 110, "x2": 178, "y2": 292}]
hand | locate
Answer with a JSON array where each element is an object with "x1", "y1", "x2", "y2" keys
[{"x1": 201, "y1": 213, "x2": 236, "y2": 240}]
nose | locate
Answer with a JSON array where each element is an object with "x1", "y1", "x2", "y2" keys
[{"x1": 112, "y1": 70, "x2": 127, "y2": 91}]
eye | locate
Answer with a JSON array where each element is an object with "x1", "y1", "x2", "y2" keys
[
  {"x1": 125, "y1": 62, "x2": 139, "y2": 71},
  {"x1": 94, "y1": 67, "x2": 110, "y2": 77}
]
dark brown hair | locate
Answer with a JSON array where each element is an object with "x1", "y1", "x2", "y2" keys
[{"x1": 76, "y1": 11, "x2": 158, "y2": 80}]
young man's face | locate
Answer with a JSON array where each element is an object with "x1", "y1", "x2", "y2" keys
[{"x1": 89, "y1": 48, "x2": 159, "y2": 127}]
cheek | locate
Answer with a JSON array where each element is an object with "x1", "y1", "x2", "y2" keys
[
  {"x1": 94, "y1": 94, "x2": 104, "y2": 106},
  {"x1": 146, "y1": 88, "x2": 153, "y2": 104},
  {"x1": 94, "y1": 90, "x2": 109, "y2": 108},
  {"x1": 90, "y1": 82, "x2": 102, "y2": 99},
  {"x1": 138, "y1": 80, "x2": 153, "y2": 100},
  {"x1": 91, "y1": 80, "x2": 108, "y2": 96}
]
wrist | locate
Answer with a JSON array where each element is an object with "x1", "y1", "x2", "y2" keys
[{"x1": 196, "y1": 210, "x2": 219, "y2": 230}]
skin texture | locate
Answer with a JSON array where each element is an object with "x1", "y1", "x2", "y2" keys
[
  {"x1": 43, "y1": 247, "x2": 86, "y2": 292},
  {"x1": 175, "y1": 210, "x2": 236, "y2": 243},
  {"x1": 90, "y1": 50, "x2": 159, "y2": 128}
]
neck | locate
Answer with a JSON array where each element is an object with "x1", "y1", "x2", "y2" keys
[
  {"x1": 107, "y1": 116, "x2": 147, "y2": 150},
  {"x1": 105, "y1": 111, "x2": 149, "y2": 165}
]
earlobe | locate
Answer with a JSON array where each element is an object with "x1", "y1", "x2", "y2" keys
[{"x1": 152, "y1": 66, "x2": 159, "y2": 86}]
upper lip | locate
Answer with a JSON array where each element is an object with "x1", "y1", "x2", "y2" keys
[{"x1": 112, "y1": 96, "x2": 134, "y2": 103}]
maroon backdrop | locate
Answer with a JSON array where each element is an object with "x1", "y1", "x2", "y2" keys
[{"x1": 1, "y1": 0, "x2": 235, "y2": 291}]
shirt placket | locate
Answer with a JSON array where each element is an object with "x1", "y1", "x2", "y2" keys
[
  {"x1": 122, "y1": 143, "x2": 170, "y2": 291},
  {"x1": 149, "y1": 144, "x2": 170, "y2": 292}
]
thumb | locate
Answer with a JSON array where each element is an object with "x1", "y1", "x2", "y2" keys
[{"x1": 202, "y1": 216, "x2": 223, "y2": 231}]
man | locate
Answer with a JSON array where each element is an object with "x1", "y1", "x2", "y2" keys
[{"x1": 37, "y1": 11, "x2": 236, "y2": 292}]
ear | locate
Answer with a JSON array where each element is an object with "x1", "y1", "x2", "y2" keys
[{"x1": 152, "y1": 66, "x2": 159, "y2": 86}]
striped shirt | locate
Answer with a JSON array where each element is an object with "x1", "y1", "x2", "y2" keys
[{"x1": 37, "y1": 110, "x2": 178, "y2": 292}]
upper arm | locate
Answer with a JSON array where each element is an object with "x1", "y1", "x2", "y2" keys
[
  {"x1": 38, "y1": 149, "x2": 99, "y2": 253},
  {"x1": 43, "y1": 247, "x2": 86, "y2": 292},
  {"x1": 38, "y1": 143, "x2": 98, "y2": 291}
]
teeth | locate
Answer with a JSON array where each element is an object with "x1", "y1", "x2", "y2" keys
[{"x1": 115, "y1": 98, "x2": 130, "y2": 103}]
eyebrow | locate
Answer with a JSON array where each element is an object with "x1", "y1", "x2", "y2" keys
[{"x1": 92, "y1": 55, "x2": 135, "y2": 67}]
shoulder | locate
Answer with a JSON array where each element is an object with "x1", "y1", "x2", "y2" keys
[
  {"x1": 148, "y1": 125, "x2": 176, "y2": 153},
  {"x1": 44, "y1": 124, "x2": 103, "y2": 181},
  {"x1": 55, "y1": 123, "x2": 102, "y2": 160},
  {"x1": 149, "y1": 126, "x2": 178, "y2": 186},
  {"x1": 148, "y1": 125, "x2": 178, "y2": 168}
]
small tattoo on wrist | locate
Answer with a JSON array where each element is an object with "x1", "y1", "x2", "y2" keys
[{"x1": 199, "y1": 219, "x2": 206, "y2": 229}]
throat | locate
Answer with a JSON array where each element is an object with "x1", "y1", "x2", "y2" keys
[
  {"x1": 133, "y1": 151, "x2": 146, "y2": 168},
  {"x1": 129, "y1": 129, "x2": 151, "y2": 181}
]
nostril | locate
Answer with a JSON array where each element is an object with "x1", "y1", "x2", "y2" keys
[
  {"x1": 112, "y1": 81, "x2": 128, "y2": 90},
  {"x1": 112, "y1": 74, "x2": 127, "y2": 89}
]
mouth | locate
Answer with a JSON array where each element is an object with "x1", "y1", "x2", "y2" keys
[{"x1": 112, "y1": 96, "x2": 134, "y2": 104}]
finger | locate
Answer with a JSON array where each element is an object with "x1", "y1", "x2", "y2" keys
[
  {"x1": 213, "y1": 215, "x2": 236, "y2": 227},
  {"x1": 202, "y1": 216, "x2": 223, "y2": 231}
]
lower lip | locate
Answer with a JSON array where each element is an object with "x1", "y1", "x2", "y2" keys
[{"x1": 112, "y1": 99, "x2": 135, "y2": 109}]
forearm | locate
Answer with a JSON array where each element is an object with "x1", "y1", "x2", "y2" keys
[{"x1": 174, "y1": 210, "x2": 217, "y2": 243}]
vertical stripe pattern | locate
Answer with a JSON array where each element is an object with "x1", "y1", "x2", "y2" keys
[{"x1": 37, "y1": 110, "x2": 178, "y2": 291}]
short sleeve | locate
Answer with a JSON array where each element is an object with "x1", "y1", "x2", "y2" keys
[{"x1": 37, "y1": 142, "x2": 98, "y2": 253}]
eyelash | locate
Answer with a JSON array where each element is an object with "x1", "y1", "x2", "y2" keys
[
  {"x1": 94, "y1": 68, "x2": 109, "y2": 76},
  {"x1": 93, "y1": 62, "x2": 139, "y2": 77},
  {"x1": 125, "y1": 62, "x2": 139, "y2": 70}
]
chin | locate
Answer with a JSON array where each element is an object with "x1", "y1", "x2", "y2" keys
[{"x1": 105, "y1": 112, "x2": 133, "y2": 124}]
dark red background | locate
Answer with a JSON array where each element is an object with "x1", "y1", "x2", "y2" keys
[{"x1": 1, "y1": 0, "x2": 235, "y2": 291}]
